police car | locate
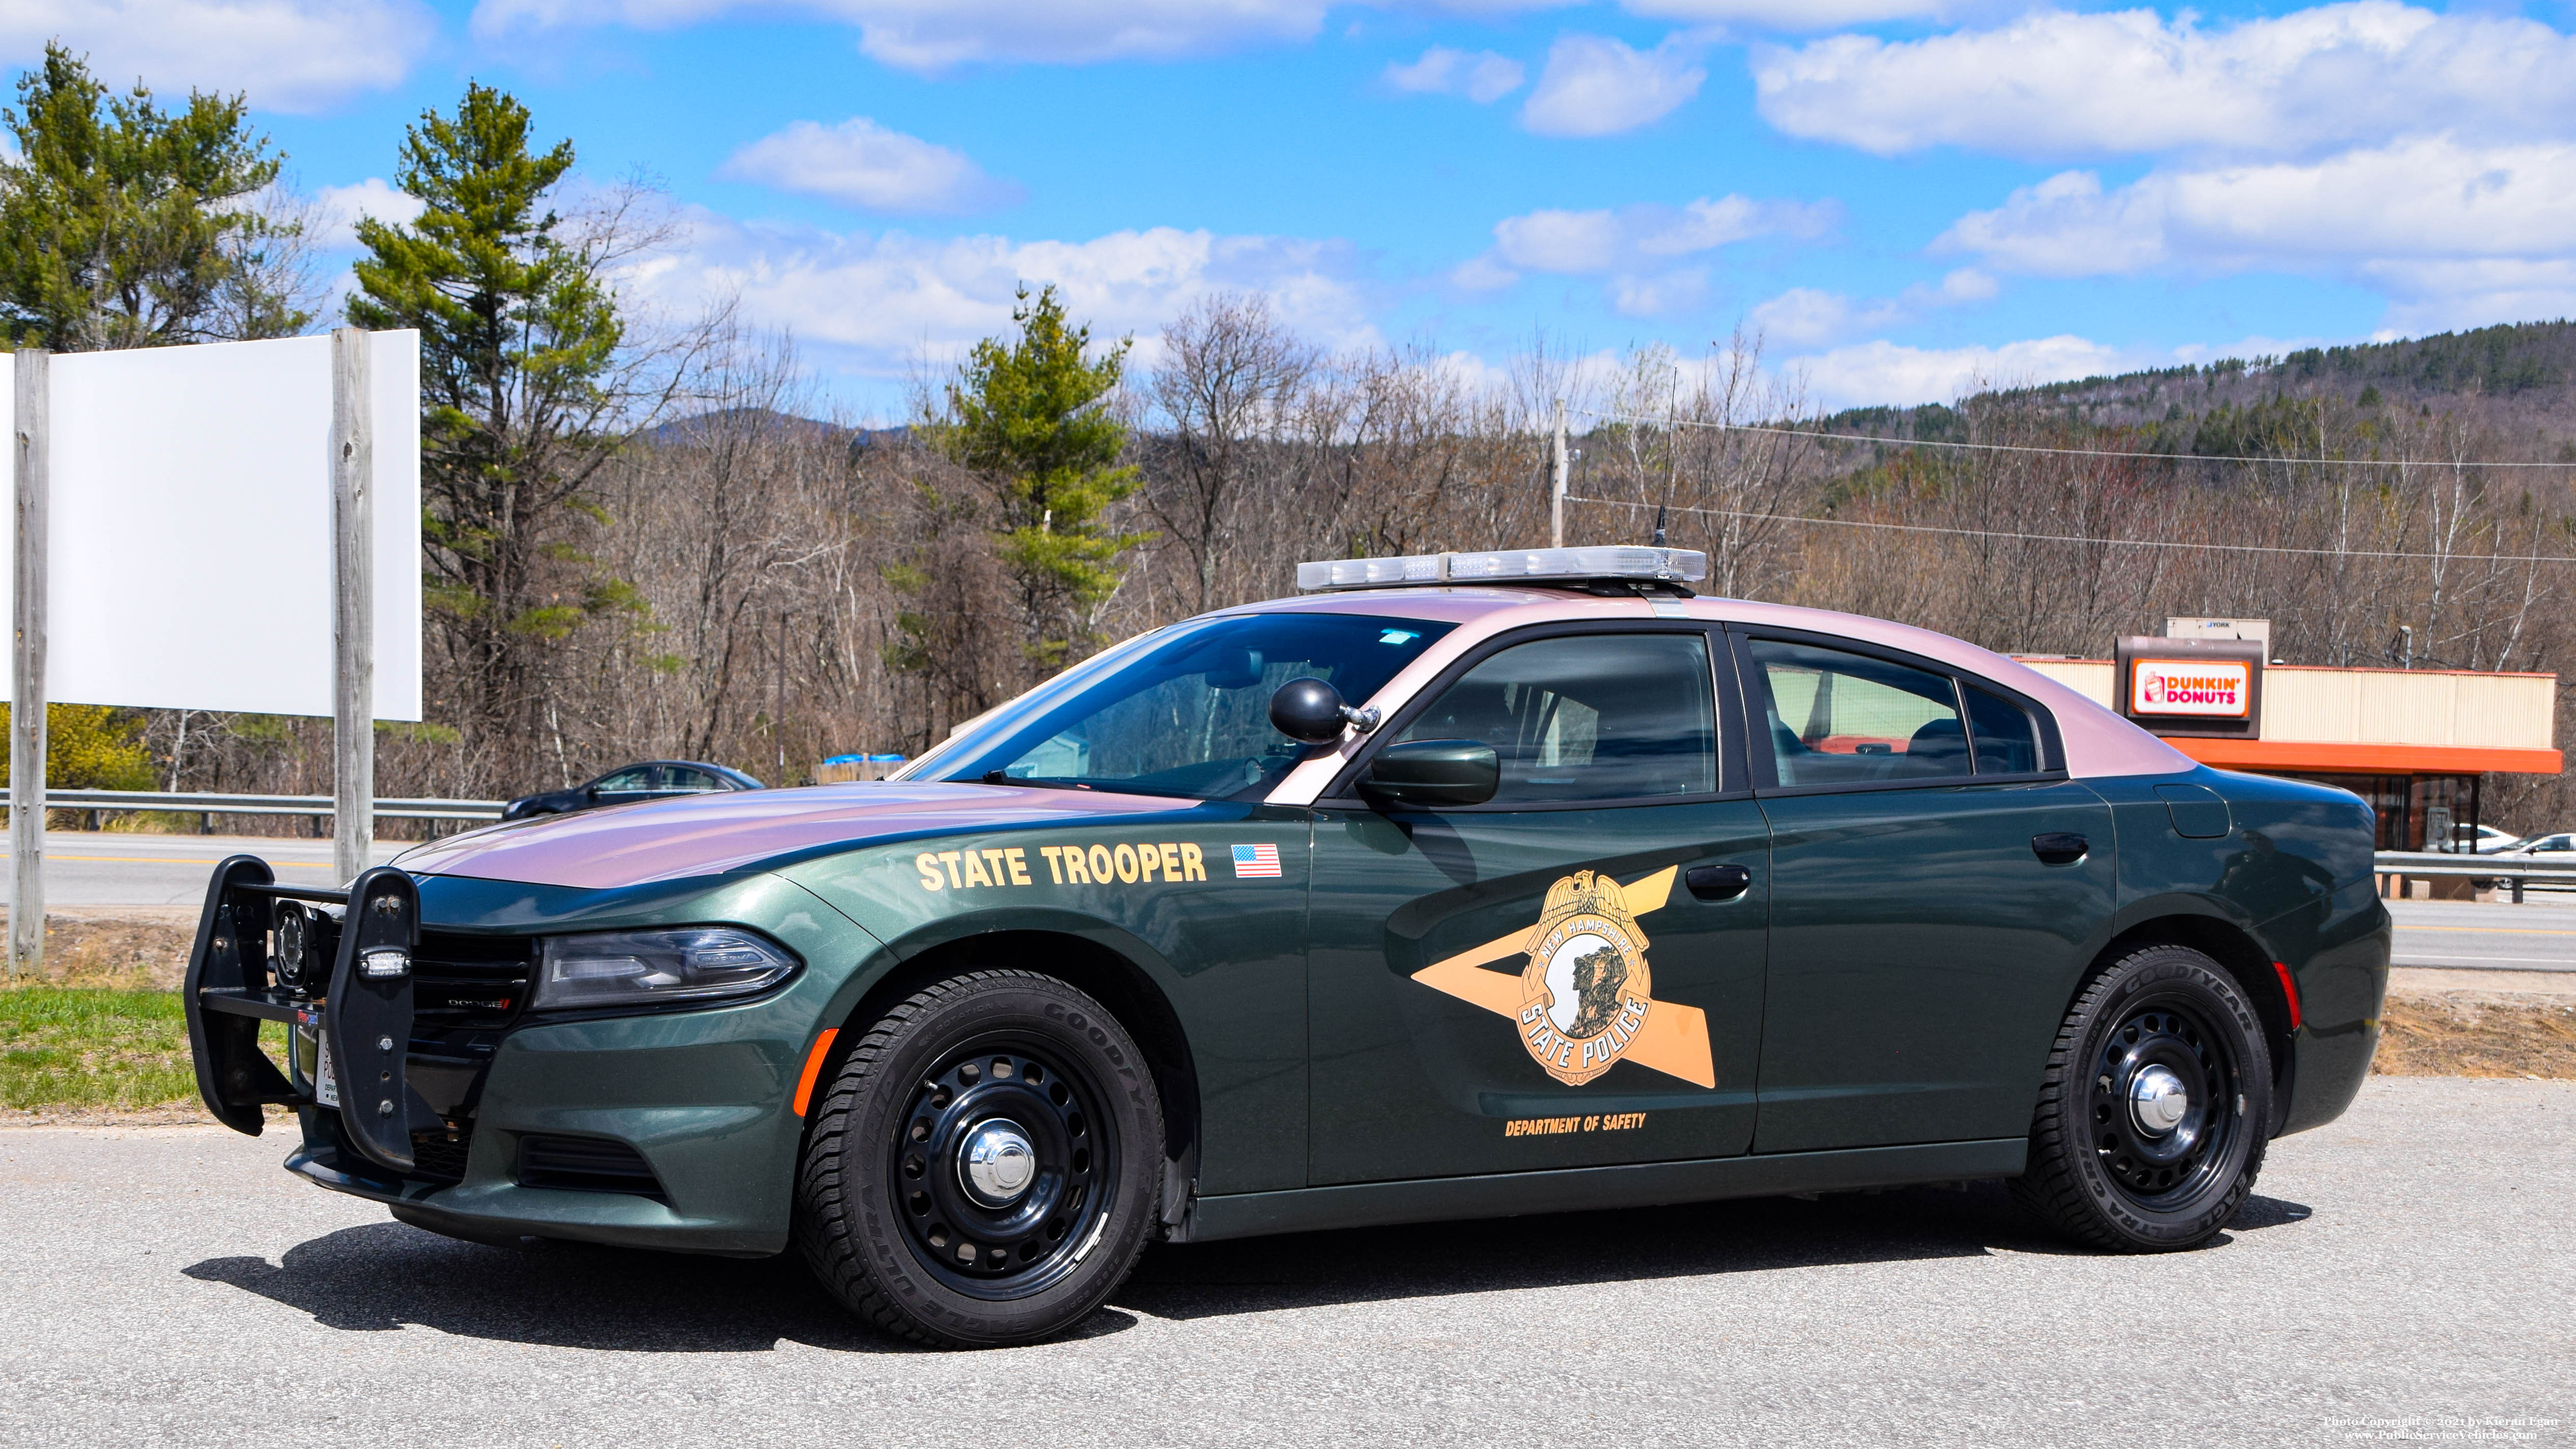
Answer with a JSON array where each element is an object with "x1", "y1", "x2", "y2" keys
[{"x1": 183, "y1": 546, "x2": 2389, "y2": 1348}]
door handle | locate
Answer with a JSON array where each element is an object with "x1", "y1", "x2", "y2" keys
[
  {"x1": 2031, "y1": 832, "x2": 2089, "y2": 866},
  {"x1": 1686, "y1": 864, "x2": 1753, "y2": 901}
]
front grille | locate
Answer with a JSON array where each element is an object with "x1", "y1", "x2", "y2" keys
[
  {"x1": 413, "y1": 931, "x2": 536, "y2": 1030},
  {"x1": 517, "y1": 1135, "x2": 665, "y2": 1199},
  {"x1": 410, "y1": 1125, "x2": 474, "y2": 1181}
]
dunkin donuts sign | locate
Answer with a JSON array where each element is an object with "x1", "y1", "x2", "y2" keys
[{"x1": 2131, "y1": 658, "x2": 2252, "y2": 717}]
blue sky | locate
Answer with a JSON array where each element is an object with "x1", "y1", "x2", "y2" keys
[{"x1": 11, "y1": 1, "x2": 2576, "y2": 416}]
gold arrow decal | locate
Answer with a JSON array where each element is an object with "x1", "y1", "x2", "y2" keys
[{"x1": 1409, "y1": 865, "x2": 1716, "y2": 1089}]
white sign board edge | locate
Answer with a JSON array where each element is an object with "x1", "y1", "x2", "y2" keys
[{"x1": 0, "y1": 331, "x2": 423, "y2": 720}]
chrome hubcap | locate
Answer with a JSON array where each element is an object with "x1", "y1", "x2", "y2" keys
[
  {"x1": 2129, "y1": 1064, "x2": 2190, "y2": 1135},
  {"x1": 959, "y1": 1120, "x2": 1037, "y2": 1206}
]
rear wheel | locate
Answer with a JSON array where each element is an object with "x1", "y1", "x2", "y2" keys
[
  {"x1": 795, "y1": 970, "x2": 1163, "y2": 1347},
  {"x1": 2013, "y1": 943, "x2": 2273, "y2": 1251}
]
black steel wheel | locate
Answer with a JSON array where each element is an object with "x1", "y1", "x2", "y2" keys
[
  {"x1": 796, "y1": 969, "x2": 1163, "y2": 1347},
  {"x1": 2013, "y1": 943, "x2": 2274, "y2": 1251}
]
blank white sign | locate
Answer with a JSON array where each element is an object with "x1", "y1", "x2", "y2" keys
[{"x1": 1, "y1": 332, "x2": 422, "y2": 719}]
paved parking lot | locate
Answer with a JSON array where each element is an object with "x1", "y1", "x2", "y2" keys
[{"x1": 0, "y1": 1076, "x2": 2567, "y2": 1448}]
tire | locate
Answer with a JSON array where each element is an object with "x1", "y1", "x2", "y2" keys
[
  {"x1": 2012, "y1": 943, "x2": 2274, "y2": 1252},
  {"x1": 795, "y1": 970, "x2": 1164, "y2": 1348}
]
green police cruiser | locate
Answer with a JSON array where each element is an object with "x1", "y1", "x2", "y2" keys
[{"x1": 182, "y1": 546, "x2": 2390, "y2": 1347}]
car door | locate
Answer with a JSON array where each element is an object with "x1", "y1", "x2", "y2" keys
[
  {"x1": 1305, "y1": 624, "x2": 1771, "y2": 1185},
  {"x1": 1737, "y1": 629, "x2": 2115, "y2": 1154}
]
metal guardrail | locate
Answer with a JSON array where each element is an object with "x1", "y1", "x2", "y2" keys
[
  {"x1": 2374, "y1": 849, "x2": 2576, "y2": 902},
  {"x1": 42, "y1": 788, "x2": 504, "y2": 822}
]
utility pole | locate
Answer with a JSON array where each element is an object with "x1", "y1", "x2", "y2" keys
[
  {"x1": 330, "y1": 328, "x2": 374, "y2": 884},
  {"x1": 9, "y1": 348, "x2": 45, "y2": 980},
  {"x1": 1551, "y1": 398, "x2": 1569, "y2": 548}
]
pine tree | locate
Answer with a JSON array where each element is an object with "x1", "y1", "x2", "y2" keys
[
  {"x1": 0, "y1": 42, "x2": 304, "y2": 350},
  {"x1": 346, "y1": 82, "x2": 638, "y2": 758},
  {"x1": 939, "y1": 284, "x2": 1145, "y2": 673}
]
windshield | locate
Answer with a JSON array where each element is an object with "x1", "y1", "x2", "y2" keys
[{"x1": 918, "y1": 612, "x2": 1457, "y2": 800}]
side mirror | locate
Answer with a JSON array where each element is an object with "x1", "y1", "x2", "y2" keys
[
  {"x1": 1362, "y1": 739, "x2": 1500, "y2": 809},
  {"x1": 1270, "y1": 677, "x2": 1354, "y2": 744}
]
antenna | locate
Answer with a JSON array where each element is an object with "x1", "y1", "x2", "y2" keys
[{"x1": 1651, "y1": 505, "x2": 1667, "y2": 548}]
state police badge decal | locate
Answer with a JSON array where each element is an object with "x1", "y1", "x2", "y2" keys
[
  {"x1": 1518, "y1": 870, "x2": 1653, "y2": 1085},
  {"x1": 1408, "y1": 865, "x2": 1717, "y2": 1090}
]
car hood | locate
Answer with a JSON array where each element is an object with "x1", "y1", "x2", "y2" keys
[{"x1": 396, "y1": 782, "x2": 1194, "y2": 890}]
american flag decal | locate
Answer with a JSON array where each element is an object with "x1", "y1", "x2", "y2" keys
[{"x1": 1231, "y1": 843, "x2": 1282, "y2": 878}]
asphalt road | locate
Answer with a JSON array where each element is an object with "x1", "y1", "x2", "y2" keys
[
  {"x1": 0, "y1": 1077, "x2": 2566, "y2": 1448},
  {"x1": 0, "y1": 831, "x2": 410, "y2": 909},
  {"x1": 2385, "y1": 897, "x2": 2576, "y2": 972}
]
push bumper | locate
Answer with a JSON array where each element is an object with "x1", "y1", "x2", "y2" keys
[{"x1": 183, "y1": 856, "x2": 856, "y2": 1257}]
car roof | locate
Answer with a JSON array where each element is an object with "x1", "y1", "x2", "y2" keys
[{"x1": 597, "y1": 759, "x2": 753, "y2": 782}]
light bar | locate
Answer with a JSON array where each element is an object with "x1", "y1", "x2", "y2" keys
[{"x1": 1296, "y1": 547, "x2": 1709, "y2": 592}]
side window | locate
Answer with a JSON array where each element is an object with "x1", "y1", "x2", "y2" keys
[
  {"x1": 1964, "y1": 685, "x2": 2043, "y2": 775},
  {"x1": 593, "y1": 766, "x2": 655, "y2": 792},
  {"x1": 1393, "y1": 632, "x2": 1717, "y2": 804},
  {"x1": 1747, "y1": 638, "x2": 1970, "y2": 787},
  {"x1": 664, "y1": 768, "x2": 722, "y2": 793}
]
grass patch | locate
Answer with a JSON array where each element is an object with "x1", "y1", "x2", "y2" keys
[
  {"x1": 0, "y1": 987, "x2": 199, "y2": 1112},
  {"x1": 0, "y1": 986, "x2": 288, "y2": 1116}
]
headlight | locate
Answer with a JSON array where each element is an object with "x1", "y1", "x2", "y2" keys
[{"x1": 533, "y1": 928, "x2": 799, "y2": 1010}]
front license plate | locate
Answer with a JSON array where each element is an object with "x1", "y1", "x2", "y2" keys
[{"x1": 313, "y1": 1028, "x2": 340, "y2": 1108}]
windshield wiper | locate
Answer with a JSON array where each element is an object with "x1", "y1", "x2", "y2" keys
[{"x1": 983, "y1": 772, "x2": 1094, "y2": 790}]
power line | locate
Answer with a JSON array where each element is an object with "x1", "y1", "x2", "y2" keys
[
  {"x1": 1571, "y1": 406, "x2": 2576, "y2": 471},
  {"x1": 1564, "y1": 494, "x2": 2576, "y2": 566}
]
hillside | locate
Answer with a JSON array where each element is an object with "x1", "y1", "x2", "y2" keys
[{"x1": 1815, "y1": 320, "x2": 2576, "y2": 463}]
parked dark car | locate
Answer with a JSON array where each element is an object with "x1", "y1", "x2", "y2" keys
[{"x1": 500, "y1": 760, "x2": 764, "y2": 820}]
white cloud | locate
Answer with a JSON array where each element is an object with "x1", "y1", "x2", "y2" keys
[
  {"x1": 1749, "y1": 268, "x2": 1996, "y2": 347},
  {"x1": 1383, "y1": 45, "x2": 1525, "y2": 103},
  {"x1": 1620, "y1": 0, "x2": 1939, "y2": 26},
  {"x1": 1941, "y1": 138, "x2": 2576, "y2": 277},
  {"x1": 312, "y1": 178, "x2": 425, "y2": 250},
  {"x1": 0, "y1": 0, "x2": 434, "y2": 112},
  {"x1": 1753, "y1": 3, "x2": 2576, "y2": 162},
  {"x1": 626, "y1": 210, "x2": 1380, "y2": 378},
  {"x1": 1472, "y1": 193, "x2": 1835, "y2": 314},
  {"x1": 1491, "y1": 196, "x2": 1835, "y2": 274},
  {"x1": 473, "y1": 0, "x2": 1332, "y2": 72},
  {"x1": 717, "y1": 118, "x2": 1020, "y2": 214},
  {"x1": 1939, "y1": 138, "x2": 2576, "y2": 331},
  {"x1": 1493, "y1": 209, "x2": 1629, "y2": 274},
  {"x1": 1788, "y1": 335, "x2": 2132, "y2": 409},
  {"x1": 1521, "y1": 33, "x2": 1705, "y2": 137},
  {"x1": 2361, "y1": 260, "x2": 2576, "y2": 336},
  {"x1": 1449, "y1": 253, "x2": 1520, "y2": 292}
]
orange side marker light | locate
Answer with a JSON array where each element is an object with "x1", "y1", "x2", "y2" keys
[
  {"x1": 2271, "y1": 962, "x2": 2303, "y2": 1032},
  {"x1": 792, "y1": 1027, "x2": 839, "y2": 1117}
]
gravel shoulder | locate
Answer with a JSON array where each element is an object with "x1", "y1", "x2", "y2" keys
[{"x1": 0, "y1": 1076, "x2": 2567, "y2": 1448}]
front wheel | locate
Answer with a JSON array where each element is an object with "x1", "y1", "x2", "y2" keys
[
  {"x1": 2013, "y1": 944, "x2": 2273, "y2": 1252},
  {"x1": 795, "y1": 970, "x2": 1164, "y2": 1347}
]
